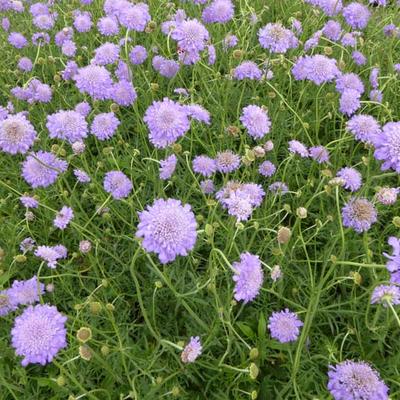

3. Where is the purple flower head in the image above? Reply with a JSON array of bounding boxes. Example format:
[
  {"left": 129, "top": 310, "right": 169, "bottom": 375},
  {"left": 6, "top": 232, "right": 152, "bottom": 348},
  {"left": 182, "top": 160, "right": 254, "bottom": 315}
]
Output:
[
  {"left": 374, "top": 122, "right": 400, "bottom": 172},
  {"left": 289, "top": 140, "right": 308, "bottom": 157},
  {"left": 327, "top": 360, "right": 389, "bottom": 400},
  {"left": 232, "top": 252, "right": 263, "bottom": 303},
  {"left": 304, "top": 30, "right": 322, "bottom": 51},
  {"left": 259, "top": 160, "right": 276, "bottom": 177},
  {"left": 129, "top": 45, "right": 147, "bottom": 65},
  {"left": 371, "top": 284, "right": 400, "bottom": 307},
  {"left": 341, "top": 32, "right": 356, "bottom": 47},
  {"left": 74, "top": 169, "right": 90, "bottom": 183},
  {"left": 226, "top": 191, "right": 253, "bottom": 221},
  {"left": 73, "top": 10, "right": 92, "bottom": 32},
  {"left": 202, "top": 0, "right": 234, "bottom": 24},
  {"left": 0, "top": 114, "right": 37, "bottom": 155},
  {"left": 62, "top": 60, "right": 78, "bottom": 80},
  {"left": 215, "top": 150, "right": 241, "bottom": 173},
  {"left": 342, "top": 3, "right": 370, "bottom": 30},
  {"left": 241, "top": 183, "right": 265, "bottom": 207},
  {"left": 11, "top": 304, "right": 67, "bottom": 366},
  {"left": 55, "top": 27, "right": 73, "bottom": 47},
  {"left": 339, "top": 89, "right": 361, "bottom": 116},
  {"left": 153, "top": 56, "right": 180, "bottom": 79},
  {"left": 144, "top": 98, "right": 190, "bottom": 148},
  {"left": 8, "top": 276, "right": 44, "bottom": 307},
  {"left": 54, "top": 206, "right": 74, "bottom": 230},
  {"left": 104, "top": 171, "right": 132, "bottom": 200},
  {"left": 384, "top": 237, "right": 400, "bottom": 278},
  {"left": 34, "top": 245, "right": 67, "bottom": 268},
  {"left": 335, "top": 73, "right": 364, "bottom": 95},
  {"left": 184, "top": 104, "right": 211, "bottom": 125},
  {"left": 110, "top": 80, "right": 137, "bottom": 106},
  {"left": 352, "top": 51, "right": 367, "bottom": 66},
  {"left": 18, "top": 57, "right": 33, "bottom": 72},
  {"left": 346, "top": 114, "right": 381, "bottom": 144},
  {"left": 8, "top": 32, "right": 28, "bottom": 49},
  {"left": 292, "top": 55, "right": 340, "bottom": 85},
  {"left": 72, "top": 141, "right": 85, "bottom": 155},
  {"left": 75, "top": 102, "right": 91, "bottom": 117},
  {"left": 74, "top": 65, "right": 113, "bottom": 100},
  {"left": 159, "top": 154, "right": 177, "bottom": 180},
  {"left": 291, "top": 18, "right": 302, "bottom": 35},
  {"left": 208, "top": 45, "right": 216, "bottom": 65},
  {"left": 200, "top": 179, "right": 215, "bottom": 194},
  {"left": 370, "top": 67, "right": 380, "bottom": 89},
  {"left": 97, "top": 16, "right": 119, "bottom": 36},
  {"left": 91, "top": 112, "right": 120, "bottom": 140},
  {"left": 268, "top": 309, "right": 303, "bottom": 343},
  {"left": 376, "top": 187, "right": 398, "bottom": 205},
  {"left": 319, "top": 0, "right": 342, "bottom": 15},
  {"left": 181, "top": 336, "right": 202, "bottom": 363},
  {"left": 223, "top": 34, "right": 238, "bottom": 50},
  {"left": 337, "top": 167, "right": 362, "bottom": 192},
  {"left": 193, "top": 155, "right": 216, "bottom": 177},
  {"left": 93, "top": 42, "right": 119, "bottom": 65},
  {"left": 20, "top": 237, "right": 36, "bottom": 253},
  {"left": 46, "top": 110, "right": 88, "bottom": 143},
  {"left": 33, "top": 14, "right": 55, "bottom": 31},
  {"left": 269, "top": 181, "right": 289, "bottom": 194},
  {"left": 1, "top": 17, "right": 10, "bottom": 31},
  {"left": 258, "top": 23, "right": 298, "bottom": 54},
  {"left": 0, "top": 290, "right": 17, "bottom": 316},
  {"left": 240, "top": 105, "right": 271, "bottom": 139},
  {"left": 136, "top": 198, "right": 197, "bottom": 264},
  {"left": 309, "top": 145, "right": 330, "bottom": 163},
  {"left": 115, "top": 60, "right": 132, "bottom": 82},
  {"left": 342, "top": 197, "right": 377, "bottom": 233},
  {"left": 233, "top": 61, "right": 262, "bottom": 81},
  {"left": 22, "top": 151, "right": 68, "bottom": 188},
  {"left": 20, "top": 195, "right": 38, "bottom": 208},
  {"left": 171, "top": 19, "right": 209, "bottom": 54},
  {"left": 370, "top": 89, "right": 383, "bottom": 103},
  {"left": 322, "top": 20, "right": 342, "bottom": 41},
  {"left": 119, "top": 3, "right": 150, "bottom": 32}
]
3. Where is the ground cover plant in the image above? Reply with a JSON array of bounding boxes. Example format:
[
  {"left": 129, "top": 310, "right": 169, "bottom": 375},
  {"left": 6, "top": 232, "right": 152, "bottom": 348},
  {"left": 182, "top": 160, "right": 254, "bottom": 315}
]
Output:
[{"left": 0, "top": 0, "right": 400, "bottom": 399}]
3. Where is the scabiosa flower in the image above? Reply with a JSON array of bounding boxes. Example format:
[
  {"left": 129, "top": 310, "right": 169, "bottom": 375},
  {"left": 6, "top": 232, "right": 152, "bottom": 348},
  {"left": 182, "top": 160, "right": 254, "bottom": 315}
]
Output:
[
  {"left": 93, "top": 42, "right": 119, "bottom": 65},
  {"left": 1, "top": 17, "right": 10, "bottom": 31},
  {"left": 374, "top": 122, "right": 400, "bottom": 172},
  {"left": 226, "top": 191, "right": 253, "bottom": 221},
  {"left": 259, "top": 160, "right": 276, "bottom": 177},
  {"left": 288, "top": 140, "right": 308, "bottom": 157},
  {"left": 371, "top": 284, "right": 400, "bottom": 306},
  {"left": 200, "top": 179, "right": 215, "bottom": 194},
  {"left": 115, "top": 60, "right": 131, "bottom": 82},
  {"left": 342, "top": 197, "right": 377, "bottom": 233},
  {"left": 97, "top": 16, "right": 119, "bottom": 36},
  {"left": 62, "top": 60, "right": 78, "bottom": 80},
  {"left": 129, "top": 45, "right": 147, "bottom": 64},
  {"left": 370, "top": 89, "right": 383, "bottom": 103},
  {"left": 342, "top": 2, "right": 370, "bottom": 30},
  {"left": 258, "top": 23, "right": 298, "bottom": 54},
  {"left": 61, "top": 40, "right": 76, "bottom": 57},
  {"left": 110, "top": 80, "right": 137, "bottom": 106},
  {"left": 215, "top": 150, "right": 241, "bottom": 173},
  {"left": 240, "top": 105, "right": 271, "bottom": 139},
  {"left": 309, "top": 145, "right": 330, "bottom": 163},
  {"left": 20, "top": 237, "right": 36, "bottom": 252},
  {"left": 352, "top": 50, "right": 367, "bottom": 66},
  {"left": 0, "top": 290, "right": 16, "bottom": 316},
  {"left": 193, "top": 155, "right": 216, "bottom": 177},
  {"left": 143, "top": 98, "right": 190, "bottom": 148},
  {"left": 376, "top": 187, "right": 398, "bottom": 205},
  {"left": 103, "top": 171, "right": 132, "bottom": 200},
  {"left": 269, "top": 181, "right": 289, "bottom": 194},
  {"left": 75, "top": 101, "right": 91, "bottom": 117},
  {"left": 346, "top": 114, "right": 381, "bottom": 144},
  {"left": 233, "top": 61, "right": 262, "bottom": 81},
  {"left": 304, "top": 30, "right": 322, "bottom": 51},
  {"left": 0, "top": 114, "right": 37, "bottom": 155},
  {"left": 181, "top": 336, "right": 202, "bottom": 363},
  {"left": 71, "top": 141, "right": 85, "bottom": 155},
  {"left": 74, "top": 65, "right": 113, "bottom": 100},
  {"left": 18, "top": 57, "right": 33, "bottom": 72},
  {"left": 241, "top": 183, "right": 265, "bottom": 207},
  {"left": 119, "top": 3, "right": 151, "bottom": 32},
  {"left": 73, "top": 169, "right": 90, "bottom": 184},
  {"left": 341, "top": 32, "right": 356, "bottom": 47},
  {"left": 136, "top": 198, "right": 197, "bottom": 264},
  {"left": 55, "top": 27, "right": 73, "bottom": 47},
  {"left": 271, "top": 265, "right": 282, "bottom": 282},
  {"left": 91, "top": 112, "right": 120, "bottom": 140},
  {"left": 22, "top": 151, "right": 68, "bottom": 188},
  {"left": 46, "top": 110, "right": 88, "bottom": 143},
  {"left": 184, "top": 105, "right": 211, "bottom": 125},
  {"left": 171, "top": 19, "right": 209, "bottom": 55},
  {"left": 159, "top": 154, "right": 177, "bottom": 180},
  {"left": 268, "top": 309, "right": 303, "bottom": 343},
  {"left": 223, "top": 34, "right": 238, "bottom": 49},
  {"left": 8, "top": 32, "right": 28, "bottom": 48},
  {"left": 202, "top": 0, "right": 234, "bottom": 24},
  {"left": 336, "top": 73, "right": 364, "bottom": 95},
  {"left": 319, "top": 0, "right": 342, "bottom": 15},
  {"left": 339, "top": 89, "right": 361, "bottom": 116},
  {"left": 327, "top": 361, "right": 389, "bottom": 400},
  {"left": 370, "top": 67, "right": 380, "bottom": 89},
  {"left": 232, "top": 252, "right": 263, "bottom": 303},
  {"left": 153, "top": 56, "right": 180, "bottom": 79},
  {"left": 79, "top": 240, "right": 92, "bottom": 254},
  {"left": 208, "top": 45, "right": 216, "bottom": 64},
  {"left": 20, "top": 195, "right": 38, "bottom": 208},
  {"left": 337, "top": 167, "right": 362, "bottom": 191},
  {"left": 292, "top": 55, "right": 340, "bottom": 85},
  {"left": 54, "top": 206, "right": 74, "bottom": 230},
  {"left": 11, "top": 304, "right": 67, "bottom": 366},
  {"left": 322, "top": 20, "right": 342, "bottom": 41},
  {"left": 73, "top": 10, "right": 92, "bottom": 33},
  {"left": 8, "top": 276, "right": 44, "bottom": 307}
]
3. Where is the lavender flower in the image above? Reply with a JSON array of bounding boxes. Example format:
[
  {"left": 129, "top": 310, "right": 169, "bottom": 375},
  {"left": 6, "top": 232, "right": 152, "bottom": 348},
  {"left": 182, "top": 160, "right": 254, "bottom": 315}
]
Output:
[
  {"left": 339, "top": 89, "right": 361, "bottom": 116},
  {"left": 200, "top": 179, "right": 215, "bottom": 194},
  {"left": 74, "top": 169, "right": 91, "bottom": 183},
  {"left": 103, "top": 171, "right": 132, "bottom": 200},
  {"left": 91, "top": 113, "right": 120, "bottom": 140},
  {"left": 336, "top": 167, "right": 362, "bottom": 192},
  {"left": 322, "top": 20, "right": 342, "bottom": 41},
  {"left": 268, "top": 309, "right": 303, "bottom": 343},
  {"left": 22, "top": 151, "right": 68, "bottom": 188},
  {"left": 8, "top": 32, "right": 28, "bottom": 49},
  {"left": 46, "top": 110, "right": 88, "bottom": 143},
  {"left": 374, "top": 122, "right": 400, "bottom": 172},
  {"left": 370, "top": 89, "right": 383, "bottom": 103},
  {"left": 233, "top": 61, "right": 262, "bottom": 81},
  {"left": 129, "top": 45, "right": 147, "bottom": 65},
  {"left": 202, "top": 0, "right": 234, "bottom": 24},
  {"left": 97, "top": 16, "right": 119, "bottom": 36},
  {"left": 75, "top": 102, "right": 91, "bottom": 117},
  {"left": 292, "top": 55, "right": 339, "bottom": 85},
  {"left": 118, "top": 3, "right": 151, "bottom": 32},
  {"left": 193, "top": 155, "right": 216, "bottom": 177},
  {"left": 383, "top": 237, "right": 400, "bottom": 281},
  {"left": 232, "top": 252, "right": 263, "bottom": 302},
  {"left": 240, "top": 105, "right": 271, "bottom": 139},
  {"left": 346, "top": 114, "right": 381, "bottom": 144},
  {"left": 73, "top": 10, "right": 92, "bottom": 33},
  {"left": 93, "top": 42, "right": 120, "bottom": 65},
  {"left": 74, "top": 65, "right": 113, "bottom": 100},
  {"left": 136, "top": 198, "right": 197, "bottom": 264},
  {"left": 54, "top": 206, "right": 74, "bottom": 230},
  {"left": 35, "top": 245, "right": 67, "bottom": 268},
  {"left": 18, "top": 57, "right": 33, "bottom": 72},
  {"left": 0, "top": 290, "right": 17, "bottom": 316},
  {"left": 376, "top": 187, "right": 398, "bottom": 205},
  {"left": 8, "top": 276, "right": 44, "bottom": 307},
  {"left": 342, "top": 197, "right": 377, "bottom": 233},
  {"left": 327, "top": 361, "right": 389, "bottom": 400},
  {"left": 342, "top": 2, "right": 371, "bottom": 30},
  {"left": 289, "top": 140, "right": 308, "bottom": 157},
  {"left": 258, "top": 160, "right": 276, "bottom": 177},
  {"left": 309, "top": 145, "right": 330, "bottom": 163},
  {"left": 110, "top": 80, "right": 137, "bottom": 106},
  {"left": 11, "top": 304, "right": 67, "bottom": 366},
  {"left": 352, "top": 51, "right": 367, "bottom": 66},
  {"left": 20, "top": 237, "right": 36, "bottom": 252},
  {"left": 215, "top": 150, "right": 241, "bottom": 173},
  {"left": 226, "top": 191, "right": 253, "bottom": 221},
  {"left": 258, "top": 23, "right": 298, "bottom": 53},
  {"left": 159, "top": 154, "right": 177, "bottom": 180},
  {"left": 371, "top": 284, "right": 400, "bottom": 306},
  {"left": 335, "top": 73, "right": 364, "bottom": 95},
  {"left": 20, "top": 195, "right": 38, "bottom": 208},
  {"left": 184, "top": 104, "right": 211, "bottom": 125},
  {"left": 144, "top": 98, "right": 190, "bottom": 148},
  {"left": 269, "top": 182, "right": 289, "bottom": 194},
  {"left": 0, "top": 114, "right": 37, "bottom": 155},
  {"left": 181, "top": 336, "right": 202, "bottom": 363}
]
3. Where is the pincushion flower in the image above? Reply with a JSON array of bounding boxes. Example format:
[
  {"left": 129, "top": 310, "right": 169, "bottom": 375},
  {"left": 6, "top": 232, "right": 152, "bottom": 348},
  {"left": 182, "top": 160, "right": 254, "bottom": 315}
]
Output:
[
  {"left": 240, "top": 105, "right": 271, "bottom": 139},
  {"left": 258, "top": 23, "right": 298, "bottom": 53},
  {"left": 268, "top": 309, "right": 303, "bottom": 343},
  {"left": 374, "top": 122, "right": 400, "bottom": 172}
]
